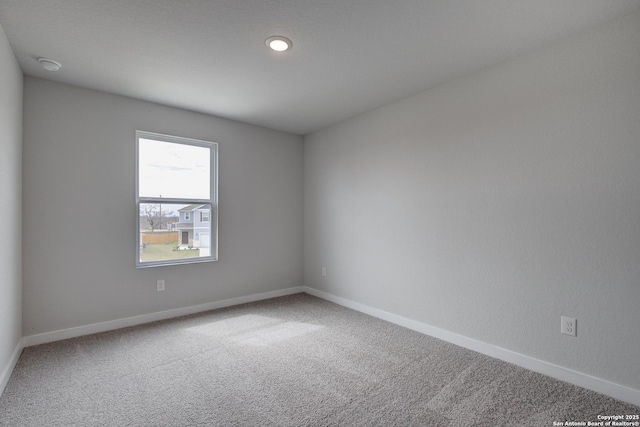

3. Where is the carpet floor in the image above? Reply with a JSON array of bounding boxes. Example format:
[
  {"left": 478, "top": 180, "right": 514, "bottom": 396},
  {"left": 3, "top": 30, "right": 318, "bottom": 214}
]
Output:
[{"left": 1, "top": 293, "right": 638, "bottom": 426}]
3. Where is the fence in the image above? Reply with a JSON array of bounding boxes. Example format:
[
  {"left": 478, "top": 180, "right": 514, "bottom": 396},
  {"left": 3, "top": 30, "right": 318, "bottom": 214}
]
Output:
[{"left": 141, "top": 231, "right": 179, "bottom": 245}]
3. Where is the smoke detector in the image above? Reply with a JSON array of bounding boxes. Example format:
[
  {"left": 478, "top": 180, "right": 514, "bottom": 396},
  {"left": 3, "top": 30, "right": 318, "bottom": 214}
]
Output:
[{"left": 37, "top": 57, "right": 62, "bottom": 71}]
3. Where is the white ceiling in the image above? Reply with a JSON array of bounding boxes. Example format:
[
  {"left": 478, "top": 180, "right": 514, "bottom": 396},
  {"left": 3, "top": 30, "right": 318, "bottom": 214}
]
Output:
[{"left": 1, "top": 0, "right": 639, "bottom": 135}]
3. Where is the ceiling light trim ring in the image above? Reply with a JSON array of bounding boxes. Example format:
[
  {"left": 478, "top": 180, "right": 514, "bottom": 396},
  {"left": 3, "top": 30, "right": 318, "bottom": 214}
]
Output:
[{"left": 266, "top": 36, "right": 292, "bottom": 52}]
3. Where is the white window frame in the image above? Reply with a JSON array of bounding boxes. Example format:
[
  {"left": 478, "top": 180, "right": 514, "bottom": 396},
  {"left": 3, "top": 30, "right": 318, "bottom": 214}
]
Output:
[{"left": 135, "top": 131, "right": 218, "bottom": 268}]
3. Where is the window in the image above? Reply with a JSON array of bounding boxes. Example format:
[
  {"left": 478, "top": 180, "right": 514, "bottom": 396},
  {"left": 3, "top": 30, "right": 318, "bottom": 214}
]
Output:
[{"left": 136, "top": 131, "right": 218, "bottom": 267}]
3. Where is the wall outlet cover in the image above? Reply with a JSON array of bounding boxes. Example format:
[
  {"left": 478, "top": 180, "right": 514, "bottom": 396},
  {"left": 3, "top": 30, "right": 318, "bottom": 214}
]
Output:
[{"left": 561, "top": 316, "right": 577, "bottom": 337}]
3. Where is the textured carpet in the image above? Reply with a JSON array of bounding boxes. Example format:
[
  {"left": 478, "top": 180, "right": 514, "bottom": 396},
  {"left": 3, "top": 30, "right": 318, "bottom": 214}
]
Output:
[{"left": 1, "top": 293, "right": 638, "bottom": 426}]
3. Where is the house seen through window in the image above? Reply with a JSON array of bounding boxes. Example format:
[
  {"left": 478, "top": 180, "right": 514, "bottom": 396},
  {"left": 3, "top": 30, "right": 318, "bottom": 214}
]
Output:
[{"left": 136, "top": 131, "right": 218, "bottom": 267}]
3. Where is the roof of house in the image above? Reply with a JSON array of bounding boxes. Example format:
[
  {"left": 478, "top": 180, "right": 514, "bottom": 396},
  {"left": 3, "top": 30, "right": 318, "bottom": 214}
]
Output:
[
  {"left": 175, "top": 222, "right": 194, "bottom": 229},
  {"left": 178, "top": 204, "right": 207, "bottom": 212}
]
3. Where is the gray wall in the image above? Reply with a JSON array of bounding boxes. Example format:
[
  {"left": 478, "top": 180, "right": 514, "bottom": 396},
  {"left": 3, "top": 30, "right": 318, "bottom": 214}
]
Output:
[
  {"left": 23, "top": 78, "right": 303, "bottom": 335},
  {"left": 0, "top": 24, "right": 23, "bottom": 379},
  {"left": 304, "top": 12, "right": 640, "bottom": 390}
]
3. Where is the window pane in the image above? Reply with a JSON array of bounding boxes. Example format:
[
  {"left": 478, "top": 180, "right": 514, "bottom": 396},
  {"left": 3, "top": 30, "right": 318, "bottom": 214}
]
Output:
[
  {"left": 138, "top": 138, "right": 210, "bottom": 199},
  {"left": 139, "top": 203, "right": 213, "bottom": 263}
]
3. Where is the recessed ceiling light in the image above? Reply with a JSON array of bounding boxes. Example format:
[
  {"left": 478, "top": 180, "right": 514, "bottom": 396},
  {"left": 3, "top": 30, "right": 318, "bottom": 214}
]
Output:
[
  {"left": 37, "top": 57, "right": 62, "bottom": 72},
  {"left": 265, "top": 36, "right": 292, "bottom": 52}
]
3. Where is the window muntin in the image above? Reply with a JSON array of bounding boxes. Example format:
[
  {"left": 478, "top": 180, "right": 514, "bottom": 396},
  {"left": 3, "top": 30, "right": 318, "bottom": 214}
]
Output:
[{"left": 136, "top": 131, "right": 217, "bottom": 267}]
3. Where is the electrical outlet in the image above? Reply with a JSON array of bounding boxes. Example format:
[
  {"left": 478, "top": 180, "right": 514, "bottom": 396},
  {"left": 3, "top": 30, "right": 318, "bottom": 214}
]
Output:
[
  {"left": 321, "top": 266, "right": 327, "bottom": 277},
  {"left": 156, "top": 280, "right": 165, "bottom": 292},
  {"left": 561, "top": 316, "right": 576, "bottom": 337}
]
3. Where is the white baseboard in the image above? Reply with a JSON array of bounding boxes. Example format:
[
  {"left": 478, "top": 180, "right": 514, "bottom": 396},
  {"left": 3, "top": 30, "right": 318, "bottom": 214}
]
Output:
[
  {"left": 0, "top": 338, "right": 24, "bottom": 397},
  {"left": 302, "top": 286, "right": 640, "bottom": 407},
  {"left": 23, "top": 286, "right": 304, "bottom": 347}
]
